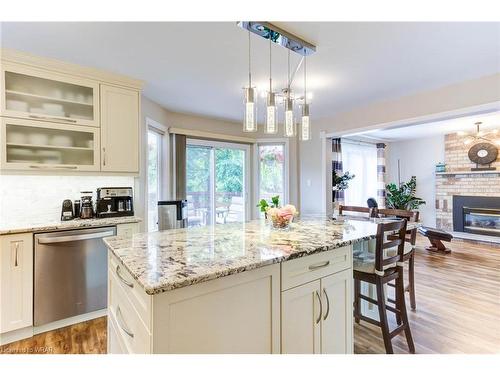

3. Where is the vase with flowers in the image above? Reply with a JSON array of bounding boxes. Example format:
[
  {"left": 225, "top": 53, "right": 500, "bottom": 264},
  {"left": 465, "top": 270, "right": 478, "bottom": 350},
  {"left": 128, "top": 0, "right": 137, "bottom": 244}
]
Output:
[{"left": 256, "top": 196, "right": 298, "bottom": 229}]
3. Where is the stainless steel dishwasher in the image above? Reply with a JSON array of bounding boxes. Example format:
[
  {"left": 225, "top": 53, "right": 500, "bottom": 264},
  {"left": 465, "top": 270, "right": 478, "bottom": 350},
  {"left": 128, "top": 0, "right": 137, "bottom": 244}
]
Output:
[{"left": 34, "top": 226, "right": 116, "bottom": 326}]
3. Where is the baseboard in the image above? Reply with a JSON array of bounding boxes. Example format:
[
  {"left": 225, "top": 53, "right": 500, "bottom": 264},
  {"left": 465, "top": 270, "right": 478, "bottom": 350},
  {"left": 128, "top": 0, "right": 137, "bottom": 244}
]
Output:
[
  {"left": 0, "top": 326, "right": 34, "bottom": 346},
  {"left": 33, "top": 308, "right": 107, "bottom": 335},
  {"left": 0, "top": 309, "right": 107, "bottom": 347}
]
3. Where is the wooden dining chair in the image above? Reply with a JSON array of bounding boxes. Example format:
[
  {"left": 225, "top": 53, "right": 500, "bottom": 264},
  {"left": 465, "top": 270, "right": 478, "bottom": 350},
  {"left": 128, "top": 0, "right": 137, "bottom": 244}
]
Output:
[
  {"left": 377, "top": 208, "right": 419, "bottom": 310},
  {"left": 338, "top": 205, "right": 377, "bottom": 218},
  {"left": 353, "top": 220, "right": 415, "bottom": 354}
]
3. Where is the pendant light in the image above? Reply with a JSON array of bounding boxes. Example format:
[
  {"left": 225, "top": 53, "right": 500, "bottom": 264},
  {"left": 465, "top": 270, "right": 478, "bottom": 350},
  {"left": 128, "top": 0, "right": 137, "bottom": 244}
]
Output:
[
  {"left": 243, "top": 30, "right": 257, "bottom": 132},
  {"left": 265, "top": 37, "right": 278, "bottom": 134},
  {"left": 284, "top": 50, "right": 295, "bottom": 137},
  {"left": 300, "top": 56, "right": 311, "bottom": 141}
]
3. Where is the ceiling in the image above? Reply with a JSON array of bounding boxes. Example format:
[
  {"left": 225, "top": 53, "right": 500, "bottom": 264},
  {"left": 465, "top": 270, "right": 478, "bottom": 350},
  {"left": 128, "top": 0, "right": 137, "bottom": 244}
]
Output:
[
  {"left": 1, "top": 22, "right": 499, "bottom": 124},
  {"left": 352, "top": 112, "right": 500, "bottom": 141}
]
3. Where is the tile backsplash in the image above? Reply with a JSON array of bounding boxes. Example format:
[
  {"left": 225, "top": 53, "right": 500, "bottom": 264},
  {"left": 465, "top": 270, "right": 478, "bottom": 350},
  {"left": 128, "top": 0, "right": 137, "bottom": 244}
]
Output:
[{"left": 0, "top": 175, "right": 135, "bottom": 226}]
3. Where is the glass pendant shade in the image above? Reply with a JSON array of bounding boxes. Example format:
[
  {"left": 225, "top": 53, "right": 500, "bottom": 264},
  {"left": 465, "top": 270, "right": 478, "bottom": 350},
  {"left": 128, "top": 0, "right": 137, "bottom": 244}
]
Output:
[
  {"left": 300, "top": 104, "right": 311, "bottom": 141},
  {"left": 265, "top": 92, "right": 278, "bottom": 134},
  {"left": 243, "top": 87, "right": 257, "bottom": 132},
  {"left": 284, "top": 96, "right": 295, "bottom": 137}
]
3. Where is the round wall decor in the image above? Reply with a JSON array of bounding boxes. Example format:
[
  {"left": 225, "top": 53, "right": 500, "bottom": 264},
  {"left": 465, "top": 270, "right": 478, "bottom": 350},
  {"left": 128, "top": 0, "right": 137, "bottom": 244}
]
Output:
[{"left": 468, "top": 142, "right": 498, "bottom": 165}]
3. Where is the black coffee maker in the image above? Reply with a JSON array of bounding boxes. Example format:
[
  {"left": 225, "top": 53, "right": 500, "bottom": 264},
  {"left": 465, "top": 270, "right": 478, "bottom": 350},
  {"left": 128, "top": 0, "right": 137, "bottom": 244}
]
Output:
[{"left": 96, "top": 187, "right": 134, "bottom": 218}]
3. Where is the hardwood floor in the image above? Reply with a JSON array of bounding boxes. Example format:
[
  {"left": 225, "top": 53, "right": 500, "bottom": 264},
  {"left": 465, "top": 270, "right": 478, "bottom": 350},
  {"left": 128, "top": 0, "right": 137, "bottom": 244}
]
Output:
[
  {"left": 354, "top": 235, "right": 500, "bottom": 354},
  {"left": 1, "top": 235, "right": 499, "bottom": 354},
  {"left": 0, "top": 317, "right": 106, "bottom": 354}
]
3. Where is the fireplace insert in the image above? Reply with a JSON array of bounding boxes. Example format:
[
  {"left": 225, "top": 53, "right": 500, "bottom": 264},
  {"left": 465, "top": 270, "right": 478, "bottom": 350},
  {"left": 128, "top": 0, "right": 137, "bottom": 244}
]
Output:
[{"left": 453, "top": 196, "right": 500, "bottom": 237}]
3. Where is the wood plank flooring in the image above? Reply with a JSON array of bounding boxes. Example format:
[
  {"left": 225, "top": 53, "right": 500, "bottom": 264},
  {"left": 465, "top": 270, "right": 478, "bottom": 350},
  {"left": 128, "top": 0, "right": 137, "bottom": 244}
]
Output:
[{"left": 1, "top": 235, "right": 499, "bottom": 354}]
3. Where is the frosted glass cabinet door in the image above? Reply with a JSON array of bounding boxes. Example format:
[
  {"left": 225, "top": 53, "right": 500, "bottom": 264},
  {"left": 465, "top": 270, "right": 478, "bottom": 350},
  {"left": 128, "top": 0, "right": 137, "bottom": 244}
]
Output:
[
  {"left": 100, "top": 84, "right": 140, "bottom": 173},
  {"left": 281, "top": 280, "right": 321, "bottom": 354},
  {"left": 2, "top": 63, "right": 99, "bottom": 127}
]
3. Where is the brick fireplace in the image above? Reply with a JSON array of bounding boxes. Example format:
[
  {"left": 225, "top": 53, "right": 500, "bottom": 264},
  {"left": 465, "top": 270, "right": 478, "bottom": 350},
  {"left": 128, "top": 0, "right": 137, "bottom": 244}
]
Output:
[{"left": 435, "top": 133, "right": 500, "bottom": 234}]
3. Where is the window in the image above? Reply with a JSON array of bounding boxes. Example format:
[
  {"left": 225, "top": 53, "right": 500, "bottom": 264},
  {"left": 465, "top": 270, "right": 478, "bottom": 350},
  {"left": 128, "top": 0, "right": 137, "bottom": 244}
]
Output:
[
  {"left": 257, "top": 143, "right": 287, "bottom": 211},
  {"left": 186, "top": 139, "right": 249, "bottom": 227},
  {"left": 341, "top": 141, "right": 378, "bottom": 206},
  {"left": 147, "top": 128, "right": 163, "bottom": 231}
]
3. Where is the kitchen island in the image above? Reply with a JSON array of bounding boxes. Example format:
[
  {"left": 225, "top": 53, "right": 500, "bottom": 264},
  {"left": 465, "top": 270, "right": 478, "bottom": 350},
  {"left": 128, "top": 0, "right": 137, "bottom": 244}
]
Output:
[{"left": 103, "top": 216, "right": 388, "bottom": 354}]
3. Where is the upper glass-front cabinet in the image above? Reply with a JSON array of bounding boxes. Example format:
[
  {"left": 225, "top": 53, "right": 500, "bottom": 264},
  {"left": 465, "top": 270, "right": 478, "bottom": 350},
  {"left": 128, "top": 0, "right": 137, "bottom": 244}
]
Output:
[{"left": 1, "top": 64, "right": 99, "bottom": 127}]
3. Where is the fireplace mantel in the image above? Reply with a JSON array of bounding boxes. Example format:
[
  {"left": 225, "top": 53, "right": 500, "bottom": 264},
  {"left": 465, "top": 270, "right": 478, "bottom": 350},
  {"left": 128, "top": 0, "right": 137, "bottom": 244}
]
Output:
[{"left": 436, "top": 170, "right": 500, "bottom": 176}]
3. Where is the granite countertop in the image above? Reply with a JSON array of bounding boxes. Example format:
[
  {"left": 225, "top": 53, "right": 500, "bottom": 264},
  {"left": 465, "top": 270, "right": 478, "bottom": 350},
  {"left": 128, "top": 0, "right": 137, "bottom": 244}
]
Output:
[
  {"left": 0, "top": 216, "right": 142, "bottom": 235},
  {"left": 105, "top": 216, "right": 418, "bottom": 295}
]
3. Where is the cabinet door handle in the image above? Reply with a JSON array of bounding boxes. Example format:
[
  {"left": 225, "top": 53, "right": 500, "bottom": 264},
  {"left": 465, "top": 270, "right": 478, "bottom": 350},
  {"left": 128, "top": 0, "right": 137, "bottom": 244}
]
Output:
[
  {"left": 28, "top": 114, "right": 77, "bottom": 123},
  {"left": 14, "top": 242, "right": 19, "bottom": 267},
  {"left": 309, "top": 260, "right": 330, "bottom": 271},
  {"left": 103, "top": 147, "right": 106, "bottom": 166},
  {"left": 116, "top": 306, "right": 134, "bottom": 338},
  {"left": 323, "top": 288, "right": 330, "bottom": 320},
  {"left": 315, "top": 290, "right": 322, "bottom": 324},
  {"left": 116, "top": 265, "right": 134, "bottom": 288}
]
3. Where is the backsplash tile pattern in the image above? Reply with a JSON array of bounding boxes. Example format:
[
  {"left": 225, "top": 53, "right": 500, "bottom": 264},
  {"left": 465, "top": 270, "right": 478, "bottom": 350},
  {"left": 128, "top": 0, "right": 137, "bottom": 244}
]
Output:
[{"left": 0, "top": 175, "right": 135, "bottom": 227}]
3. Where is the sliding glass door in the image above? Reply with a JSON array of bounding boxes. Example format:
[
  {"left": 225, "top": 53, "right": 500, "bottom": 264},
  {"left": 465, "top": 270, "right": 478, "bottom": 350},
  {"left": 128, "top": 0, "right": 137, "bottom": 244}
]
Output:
[{"left": 186, "top": 139, "right": 249, "bottom": 227}]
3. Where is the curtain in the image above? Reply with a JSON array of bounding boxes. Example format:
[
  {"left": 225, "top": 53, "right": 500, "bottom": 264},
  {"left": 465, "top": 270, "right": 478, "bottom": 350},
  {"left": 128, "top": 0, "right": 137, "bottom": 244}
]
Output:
[
  {"left": 376, "top": 143, "right": 386, "bottom": 208},
  {"left": 341, "top": 142, "right": 378, "bottom": 207},
  {"left": 332, "top": 138, "right": 344, "bottom": 204}
]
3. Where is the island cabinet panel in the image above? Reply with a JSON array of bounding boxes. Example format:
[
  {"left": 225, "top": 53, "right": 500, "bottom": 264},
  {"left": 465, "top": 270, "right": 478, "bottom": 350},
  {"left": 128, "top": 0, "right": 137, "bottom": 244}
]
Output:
[
  {"left": 281, "top": 280, "right": 321, "bottom": 354},
  {"left": 320, "top": 269, "right": 353, "bottom": 354},
  {"left": 0, "top": 233, "right": 33, "bottom": 334},
  {"left": 152, "top": 264, "right": 281, "bottom": 354}
]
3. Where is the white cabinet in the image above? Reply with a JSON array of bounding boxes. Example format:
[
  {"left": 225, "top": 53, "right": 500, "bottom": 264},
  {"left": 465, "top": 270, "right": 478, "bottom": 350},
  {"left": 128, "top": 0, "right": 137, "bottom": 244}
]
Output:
[
  {"left": 1, "top": 62, "right": 99, "bottom": 127},
  {"left": 281, "top": 280, "right": 321, "bottom": 354},
  {"left": 100, "top": 84, "right": 140, "bottom": 173},
  {"left": 320, "top": 269, "right": 353, "bottom": 354},
  {"left": 0, "top": 233, "right": 33, "bottom": 334},
  {"left": 281, "top": 246, "right": 353, "bottom": 354},
  {"left": 1, "top": 117, "right": 100, "bottom": 171}
]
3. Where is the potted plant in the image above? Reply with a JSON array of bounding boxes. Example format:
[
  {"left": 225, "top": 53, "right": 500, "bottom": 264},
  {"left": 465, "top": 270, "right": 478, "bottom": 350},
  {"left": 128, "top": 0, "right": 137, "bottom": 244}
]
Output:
[
  {"left": 257, "top": 195, "right": 280, "bottom": 218},
  {"left": 332, "top": 171, "right": 355, "bottom": 208},
  {"left": 385, "top": 176, "right": 426, "bottom": 210}
]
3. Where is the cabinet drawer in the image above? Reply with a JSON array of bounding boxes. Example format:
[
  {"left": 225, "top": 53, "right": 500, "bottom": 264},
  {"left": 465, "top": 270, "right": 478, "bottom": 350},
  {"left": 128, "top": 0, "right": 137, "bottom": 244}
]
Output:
[
  {"left": 107, "top": 311, "right": 129, "bottom": 354},
  {"left": 281, "top": 246, "right": 352, "bottom": 291},
  {"left": 108, "top": 268, "right": 151, "bottom": 354},
  {"left": 109, "top": 253, "right": 152, "bottom": 330}
]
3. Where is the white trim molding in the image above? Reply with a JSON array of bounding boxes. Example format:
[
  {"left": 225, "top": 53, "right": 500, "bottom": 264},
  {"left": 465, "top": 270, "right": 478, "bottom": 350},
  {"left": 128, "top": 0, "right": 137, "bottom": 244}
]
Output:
[{"left": 169, "top": 127, "right": 255, "bottom": 144}]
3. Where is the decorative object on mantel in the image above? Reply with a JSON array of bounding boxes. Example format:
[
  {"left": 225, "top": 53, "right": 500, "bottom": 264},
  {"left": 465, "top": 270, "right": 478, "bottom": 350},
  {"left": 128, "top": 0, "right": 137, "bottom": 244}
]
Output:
[
  {"left": 435, "top": 162, "right": 446, "bottom": 173},
  {"left": 385, "top": 176, "right": 426, "bottom": 210},
  {"left": 238, "top": 22, "right": 316, "bottom": 141},
  {"left": 467, "top": 142, "right": 498, "bottom": 171}
]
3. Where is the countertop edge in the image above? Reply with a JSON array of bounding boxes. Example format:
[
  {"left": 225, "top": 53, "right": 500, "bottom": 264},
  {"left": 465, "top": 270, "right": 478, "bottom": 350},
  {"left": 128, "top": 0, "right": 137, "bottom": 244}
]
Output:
[
  {"left": 105, "top": 234, "right": 374, "bottom": 296},
  {"left": 0, "top": 216, "right": 142, "bottom": 235}
]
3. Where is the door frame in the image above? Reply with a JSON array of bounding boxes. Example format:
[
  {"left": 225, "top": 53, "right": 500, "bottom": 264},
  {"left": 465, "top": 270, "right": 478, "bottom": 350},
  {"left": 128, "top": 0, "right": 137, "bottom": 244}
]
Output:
[{"left": 186, "top": 138, "right": 251, "bottom": 223}]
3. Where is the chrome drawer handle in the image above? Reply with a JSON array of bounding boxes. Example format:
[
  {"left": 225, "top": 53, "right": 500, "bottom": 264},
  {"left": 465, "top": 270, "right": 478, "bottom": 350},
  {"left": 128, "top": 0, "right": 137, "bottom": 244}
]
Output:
[
  {"left": 116, "top": 306, "right": 134, "bottom": 338},
  {"left": 323, "top": 288, "right": 330, "bottom": 320},
  {"left": 116, "top": 265, "right": 134, "bottom": 288},
  {"left": 309, "top": 260, "right": 330, "bottom": 270},
  {"left": 14, "top": 242, "right": 19, "bottom": 267},
  {"left": 315, "top": 290, "right": 322, "bottom": 324}
]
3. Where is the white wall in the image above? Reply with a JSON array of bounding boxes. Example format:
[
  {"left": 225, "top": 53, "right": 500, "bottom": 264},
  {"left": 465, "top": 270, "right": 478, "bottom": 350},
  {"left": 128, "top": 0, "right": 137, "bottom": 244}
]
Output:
[
  {"left": 299, "top": 73, "right": 500, "bottom": 214},
  {"left": 386, "top": 135, "right": 445, "bottom": 226},
  {"left": 0, "top": 175, "right": 135, "bottom": 227}
]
